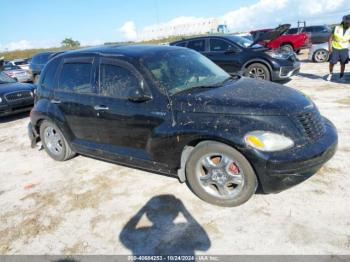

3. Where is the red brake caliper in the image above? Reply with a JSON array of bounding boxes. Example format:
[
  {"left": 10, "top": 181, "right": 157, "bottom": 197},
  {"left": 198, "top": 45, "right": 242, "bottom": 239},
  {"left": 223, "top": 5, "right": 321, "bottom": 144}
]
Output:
[{"left": 228, "top": 163, "right": 240, "bottom": 174}]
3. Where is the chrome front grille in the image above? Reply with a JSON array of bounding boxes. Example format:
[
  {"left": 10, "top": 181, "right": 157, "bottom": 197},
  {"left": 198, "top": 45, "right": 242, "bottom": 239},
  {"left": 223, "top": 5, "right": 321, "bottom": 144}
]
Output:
[
  {"left": 294, "top": 109, "right": 325, "bottom": 141},
  {"left": 5, "top": 90, "right": 33, "bottom": 102}
]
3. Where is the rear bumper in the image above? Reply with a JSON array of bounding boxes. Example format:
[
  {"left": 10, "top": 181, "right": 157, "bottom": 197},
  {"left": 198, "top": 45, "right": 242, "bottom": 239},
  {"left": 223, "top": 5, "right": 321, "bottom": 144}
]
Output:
[{"left": 247, "top": 118, "right": 338, "bottom": 193}]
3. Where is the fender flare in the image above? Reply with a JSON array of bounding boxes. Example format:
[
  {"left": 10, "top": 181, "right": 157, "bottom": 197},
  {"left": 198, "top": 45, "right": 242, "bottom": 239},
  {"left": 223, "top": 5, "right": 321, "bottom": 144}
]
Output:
[{"left": 241, "top": 59, "right": 273, "bottom": 75}]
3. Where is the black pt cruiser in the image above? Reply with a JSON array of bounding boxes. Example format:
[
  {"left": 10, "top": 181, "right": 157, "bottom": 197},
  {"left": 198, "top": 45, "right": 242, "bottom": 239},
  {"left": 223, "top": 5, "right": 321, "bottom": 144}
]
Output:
[{"left": 28, "top": 45, "right": 337, "bottom": 207}]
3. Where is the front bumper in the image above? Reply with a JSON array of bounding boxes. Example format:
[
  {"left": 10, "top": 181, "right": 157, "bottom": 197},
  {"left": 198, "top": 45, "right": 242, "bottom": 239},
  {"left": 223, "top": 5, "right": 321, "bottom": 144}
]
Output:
[
  {"left": 245, "top": 118, "right": 338, "bottom": 193},
  {"left": 272, "top": 61, "right": 301, "bottom": 80},
  {"left": 0, "top": 100, "right": 34, "bottom": 117}
]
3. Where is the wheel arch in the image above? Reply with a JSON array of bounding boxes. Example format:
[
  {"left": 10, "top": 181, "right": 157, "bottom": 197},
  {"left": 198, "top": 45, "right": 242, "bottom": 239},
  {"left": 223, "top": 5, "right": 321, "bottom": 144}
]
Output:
[
  {"left": 242, "top": 59, "right": 273, "bottom": 73},
  {"left": 177, "top": 137, "right": 246, "bottom": 183},
  {"left": 281, "top": 42, "right": 295, "bottom": 50}
]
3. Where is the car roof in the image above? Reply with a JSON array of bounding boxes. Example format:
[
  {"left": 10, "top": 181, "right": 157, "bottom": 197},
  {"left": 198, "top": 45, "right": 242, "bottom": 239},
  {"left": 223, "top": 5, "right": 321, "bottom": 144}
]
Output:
[
  {"left": 58, "top": 44, "right": 186, "bottom": 59},
  {"left": 171, "top": 34, "right": 235, "bottom": 44}
]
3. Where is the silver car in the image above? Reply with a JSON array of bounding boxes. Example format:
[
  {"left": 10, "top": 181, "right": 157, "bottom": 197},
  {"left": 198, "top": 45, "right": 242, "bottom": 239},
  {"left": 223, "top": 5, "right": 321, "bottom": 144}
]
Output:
[
  {"left": 308, "top": 42, "right": 350, "bottom": 63},
  {"left": 7, "top": 59, "right": 30, "bottom": 70},
  {"left": 3, "top": 64, "right": 32, "bottom": 83}
]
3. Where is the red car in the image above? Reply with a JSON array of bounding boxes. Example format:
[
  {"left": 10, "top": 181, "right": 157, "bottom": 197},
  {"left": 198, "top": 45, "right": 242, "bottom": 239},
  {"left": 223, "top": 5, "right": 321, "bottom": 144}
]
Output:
[{"left": 250, "top": 24, "right": 310, "bottom": 53}]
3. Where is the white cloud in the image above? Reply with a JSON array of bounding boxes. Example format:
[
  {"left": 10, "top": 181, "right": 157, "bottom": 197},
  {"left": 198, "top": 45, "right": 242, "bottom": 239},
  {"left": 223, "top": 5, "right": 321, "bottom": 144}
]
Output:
[
  {"left": 127, "top": 0, "right": 348, "bottom": 41},
  {"left": 0, "top": 40, "right": 60, "bottom": 52},
  {"left": 119, "top": 21, "right": 138, "bottom": 41},
  {"left": 0, "top": 40, "right": 33, "bottom": 51}
]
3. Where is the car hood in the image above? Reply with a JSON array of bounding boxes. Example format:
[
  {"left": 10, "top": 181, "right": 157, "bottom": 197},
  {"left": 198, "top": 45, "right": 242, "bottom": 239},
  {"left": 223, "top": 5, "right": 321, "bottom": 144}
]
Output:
[
  {"left": 250, "top": 24, "right": 291, "bottom": 47},
  {"left": 172, "top": 77, "right": 313, "bottom": 116},
  {"left": 0, "top": 82, "right": 35, "bottom": 94}
]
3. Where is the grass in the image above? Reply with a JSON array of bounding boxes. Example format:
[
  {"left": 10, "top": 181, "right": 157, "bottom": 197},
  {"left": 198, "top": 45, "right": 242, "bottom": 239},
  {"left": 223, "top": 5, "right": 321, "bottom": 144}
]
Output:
[{"left": 0, "top": 34, "right": 204, "bottom": 60}]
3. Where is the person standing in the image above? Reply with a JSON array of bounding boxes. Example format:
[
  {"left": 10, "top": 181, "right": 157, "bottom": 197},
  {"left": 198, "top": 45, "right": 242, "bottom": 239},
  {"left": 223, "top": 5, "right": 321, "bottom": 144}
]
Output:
[{"left": 327, "top": 15, "right": 350, "bottom": 82}]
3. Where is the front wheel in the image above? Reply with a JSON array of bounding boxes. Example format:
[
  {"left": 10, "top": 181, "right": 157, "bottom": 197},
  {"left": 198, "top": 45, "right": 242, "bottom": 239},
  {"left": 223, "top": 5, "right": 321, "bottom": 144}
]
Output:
[
  {"left": 244, "top": 63, "right": 271, "bottom": 81},
  {"left": 40, "top": 120, "right": 76, "bottom": 161},
  {"left": 185, "top": 141, "right": 258, "bottom": 207},
  {"left": 313, "top": 49, "right": 329, "bottom": 63},
  {"left": 281, "top": 44, "right": 294, "bottom": 53}
]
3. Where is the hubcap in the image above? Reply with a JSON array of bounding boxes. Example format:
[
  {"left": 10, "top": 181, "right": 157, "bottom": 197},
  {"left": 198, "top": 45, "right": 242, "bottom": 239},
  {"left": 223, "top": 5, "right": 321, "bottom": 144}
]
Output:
[
  {"left": 315, "top": 50, "right": 328, "bottom": 62},
  {"left": 248, "top": 67, "right": 266, "bottom": 80},
  {"left": 195, "top": 153, "right": 245, "bottom": 199},
  {"left": 44, "top": 126, "right": 63, "bottom": 156}
]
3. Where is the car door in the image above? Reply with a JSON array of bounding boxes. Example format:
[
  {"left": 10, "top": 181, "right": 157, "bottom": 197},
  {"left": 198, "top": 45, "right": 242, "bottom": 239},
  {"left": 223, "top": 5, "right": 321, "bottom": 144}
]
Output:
[
  {"left": 312, "top": 26, "right": 331, "bottom": 44},
  {"left": 53, "top": 56, "right": 102, "bottom": 144},
  {"left": 204, "top": 38, "right": 242, "bottom": 74},
  {"left": 93, "top": 57, "right": 168, "bottom": 163}
]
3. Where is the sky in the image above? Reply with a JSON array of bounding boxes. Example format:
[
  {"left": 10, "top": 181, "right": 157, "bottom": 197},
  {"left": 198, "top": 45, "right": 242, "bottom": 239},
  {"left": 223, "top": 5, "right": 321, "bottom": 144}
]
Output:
[{"left": 1, "top": 0, "right": 350, "bottom": 51}]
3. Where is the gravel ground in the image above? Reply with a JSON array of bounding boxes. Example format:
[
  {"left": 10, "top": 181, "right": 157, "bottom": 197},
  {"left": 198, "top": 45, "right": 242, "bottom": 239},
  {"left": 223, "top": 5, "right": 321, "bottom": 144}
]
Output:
[{"left": 0, "top": 52, "right": 350, "bottom": 255}]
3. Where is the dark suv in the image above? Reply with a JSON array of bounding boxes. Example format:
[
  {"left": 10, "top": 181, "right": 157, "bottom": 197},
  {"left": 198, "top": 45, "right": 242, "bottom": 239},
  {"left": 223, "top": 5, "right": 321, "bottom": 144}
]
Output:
[
  {"left": 29, "top": 51, "right": 63, "bottom": 83},
  {"left": 288, "top": 25, "right": 332, "bottom": 44},
  {"left": 28, "top": 45, "right": 337, "bottom": 207},
  {"left": 170, "top": 35, "right": 300, "bottom": 82}
]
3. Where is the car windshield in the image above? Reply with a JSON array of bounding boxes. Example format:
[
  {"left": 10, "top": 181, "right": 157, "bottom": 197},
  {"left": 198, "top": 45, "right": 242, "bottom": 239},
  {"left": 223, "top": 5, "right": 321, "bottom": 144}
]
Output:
[
  {"left": 0, "top": 72, "right": 16, "bottom": 84},
  {"left": 225, "top": 35, "right": 261, "bottom": 48},
  {"left": 142, "top": 49, "right": 231, "bottom": 95}
]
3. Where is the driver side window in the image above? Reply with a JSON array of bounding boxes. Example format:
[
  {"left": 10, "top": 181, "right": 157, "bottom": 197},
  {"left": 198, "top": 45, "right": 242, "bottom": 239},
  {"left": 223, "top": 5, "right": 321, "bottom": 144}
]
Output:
[
  {"left": 210, "top": 39, "right": 235, "bottom": 52},
  {"left": 99, "top": 63, "right": 140, "bottom": 99}
]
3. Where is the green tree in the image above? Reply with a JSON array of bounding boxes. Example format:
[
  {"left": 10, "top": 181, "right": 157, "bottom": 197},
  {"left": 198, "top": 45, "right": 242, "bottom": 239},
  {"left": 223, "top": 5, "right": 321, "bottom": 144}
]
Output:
[{"left": 61, "top": 38, "right": 80, "bottom": 48}]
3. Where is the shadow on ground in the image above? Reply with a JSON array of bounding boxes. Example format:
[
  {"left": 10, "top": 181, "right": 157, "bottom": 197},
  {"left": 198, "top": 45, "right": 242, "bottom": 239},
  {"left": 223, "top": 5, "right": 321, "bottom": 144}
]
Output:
[
  {"left": 0, "top": 111, "right": 30, "bottom": 124},
  {"left": 119, "top": 194, "right": 211, "bottom": 256},
  {"left": 298, "top": 72, "right": 350, "bottom": 83}
]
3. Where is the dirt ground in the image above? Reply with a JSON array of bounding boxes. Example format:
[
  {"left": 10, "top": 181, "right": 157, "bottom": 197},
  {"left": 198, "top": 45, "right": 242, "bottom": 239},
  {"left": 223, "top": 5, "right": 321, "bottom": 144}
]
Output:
[{"left": 0, "top": 51, "right": 350, "bottom": 255}]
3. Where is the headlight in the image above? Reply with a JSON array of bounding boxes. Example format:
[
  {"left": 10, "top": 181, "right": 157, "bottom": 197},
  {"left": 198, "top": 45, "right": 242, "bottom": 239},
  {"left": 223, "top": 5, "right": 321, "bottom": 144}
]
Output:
[
  {"left": 0, "top": 97, "right": 2, "bottom": 103},
  {"left": 266, "top": 51, "right": 290, "bottom": 59},
  {"left": 244, "top": 131, "right": 294, "bottom": 152}
]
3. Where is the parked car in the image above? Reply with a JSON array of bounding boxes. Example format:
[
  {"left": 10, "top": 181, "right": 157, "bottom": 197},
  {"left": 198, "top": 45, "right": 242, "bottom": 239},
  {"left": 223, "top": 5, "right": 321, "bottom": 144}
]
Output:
[
  {"left": 170, "top": 33, "right": 300, "bottom": 81},
  {"left": 250, "top": 24, "right": 310, "bottom": 53},
  {"left": 3, "top": 64, "right": 32, "bottom": 83},
  {"left": 28, "top": 45, "right": 337, "bottom": 207},
  {"left": 288, "top": 25, "right": 332, "bottom": 44},
  {"left": 308, "top": 42, "right": 350, "bottom": 63},
  {"left": 7, "top": 58, "right": 30, "bottom": 70},
  {"left": 0, "top": 72, "right": 36, "bottom": 117},
  {"left": 29, "top": 51, "right": 62, "bottom": 83}
]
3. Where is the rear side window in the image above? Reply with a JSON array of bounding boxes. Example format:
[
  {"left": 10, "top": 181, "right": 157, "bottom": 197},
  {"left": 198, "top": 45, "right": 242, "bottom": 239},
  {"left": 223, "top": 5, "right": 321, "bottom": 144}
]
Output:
[
  {"left": 41, "top": 59, "right": 60, "bottom": 89},
  {"left": 58, "top": 63, "right": 93, "bottom": 93},
  {"left": 210, "top": 39, "right": 235, "bottom": 52},
  {"left": 99, "top": 64, "right": 140, "bottom": 99},
  {"left": 187, "top": 39, "right": 205, "bottom": 52},
  {"left": 175, "top": 42, "right": 187, "bottom": 47},
  {"left": 32, "top": 53, "right": 51, "bottom": 64},
  {"left": 313, "top": 26, "right": 330, "bottom": 33}
]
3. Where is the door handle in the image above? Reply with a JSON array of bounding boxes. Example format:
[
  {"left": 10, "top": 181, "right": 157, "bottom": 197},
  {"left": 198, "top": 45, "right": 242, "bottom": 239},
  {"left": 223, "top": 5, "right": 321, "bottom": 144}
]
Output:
[
  {"left": 94, "top": 105, "right": 109, "bottom": 111},
  {"left": 51, "top": 99, "right": 61, "bottom": 104}
]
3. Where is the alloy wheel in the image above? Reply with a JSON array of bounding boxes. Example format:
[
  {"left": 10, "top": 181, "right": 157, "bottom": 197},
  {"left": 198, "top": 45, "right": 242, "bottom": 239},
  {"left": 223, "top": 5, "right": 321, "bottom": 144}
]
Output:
[
  {"left": 314, "top": 50, "right": 329, "bottom": 63},
  {"left": 248, "top": 67, "right": 266, "bottom": 80},
  {"left": 44, "top": 126, "right": 63, "bottom": 156},
  {"left": 195, "top": 153, "right": 245, "bottom": 199}
]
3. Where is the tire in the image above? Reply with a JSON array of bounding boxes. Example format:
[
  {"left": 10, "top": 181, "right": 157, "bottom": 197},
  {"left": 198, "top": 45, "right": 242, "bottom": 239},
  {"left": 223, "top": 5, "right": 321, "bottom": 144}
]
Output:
[
  {"left": 244, "top": 63, "right": 271, "bottom": 81},
  {"left": 312, "top": 49, "right": 329, "bottom": 63},
  {"left": 185, "top": 141, "right": 258, "bottom": 207},
  {"left": 281, "top": 44, "right": 294, "bottom": 53},
  {"left": 39, "top": 120, "right": 75, "bottom": 161},
  {"left": 33, "top": 74, "right": 40, "bottom": 84}
]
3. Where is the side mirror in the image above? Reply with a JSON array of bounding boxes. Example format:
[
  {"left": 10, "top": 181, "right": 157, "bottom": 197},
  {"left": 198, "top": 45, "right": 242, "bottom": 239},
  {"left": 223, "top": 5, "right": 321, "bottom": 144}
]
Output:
[{"left": 128, "top": 88, "right": 152, "bottom": 103}]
